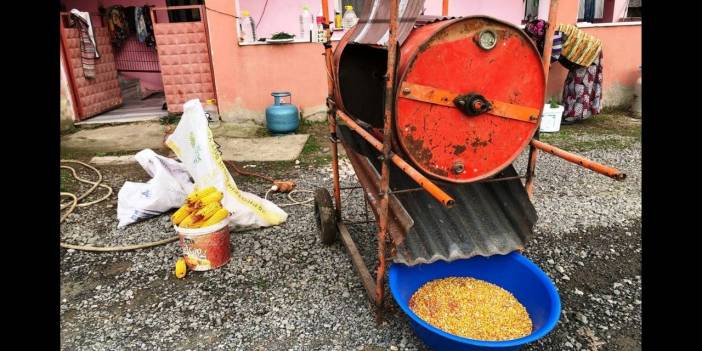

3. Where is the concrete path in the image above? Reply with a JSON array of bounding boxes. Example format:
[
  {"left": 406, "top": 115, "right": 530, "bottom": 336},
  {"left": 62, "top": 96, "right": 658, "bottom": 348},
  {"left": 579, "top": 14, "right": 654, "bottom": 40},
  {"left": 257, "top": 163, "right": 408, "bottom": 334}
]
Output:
[
  {"left": 62, "top": 123, "right": 167, "bottom": 152},
  {"left": 62, "top": 122, "right": 309, "bottom": 162},
  {"left": 216, "top": 134, "right": 309, "bottom": 162}
]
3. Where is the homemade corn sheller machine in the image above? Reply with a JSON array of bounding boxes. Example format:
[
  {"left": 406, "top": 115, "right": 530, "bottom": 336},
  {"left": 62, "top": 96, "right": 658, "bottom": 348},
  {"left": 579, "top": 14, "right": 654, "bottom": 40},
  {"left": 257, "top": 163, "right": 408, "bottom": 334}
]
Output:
[{"left": 315, "top": 0, "right": 625, "bottom": 317}]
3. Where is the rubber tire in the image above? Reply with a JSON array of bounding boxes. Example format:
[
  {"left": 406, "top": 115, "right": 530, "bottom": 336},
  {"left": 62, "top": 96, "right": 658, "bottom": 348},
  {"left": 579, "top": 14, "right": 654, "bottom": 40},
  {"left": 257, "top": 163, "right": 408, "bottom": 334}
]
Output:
[{"left": 314, "top": 187, "right": 338, "bottom": 245}]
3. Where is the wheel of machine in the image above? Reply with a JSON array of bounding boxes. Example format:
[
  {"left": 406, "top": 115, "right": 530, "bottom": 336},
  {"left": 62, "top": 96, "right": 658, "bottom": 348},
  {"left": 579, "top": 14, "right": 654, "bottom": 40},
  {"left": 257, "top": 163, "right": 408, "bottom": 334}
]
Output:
[{"left": 314, "top": 187, "right": 338, "bottom": 245}]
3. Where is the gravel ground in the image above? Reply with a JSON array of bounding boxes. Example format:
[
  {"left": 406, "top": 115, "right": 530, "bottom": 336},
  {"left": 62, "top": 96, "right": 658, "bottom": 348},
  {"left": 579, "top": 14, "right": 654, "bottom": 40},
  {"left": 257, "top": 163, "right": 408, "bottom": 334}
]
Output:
[{"left": 60, "top": 140, "right": 641, "bottom": 351}]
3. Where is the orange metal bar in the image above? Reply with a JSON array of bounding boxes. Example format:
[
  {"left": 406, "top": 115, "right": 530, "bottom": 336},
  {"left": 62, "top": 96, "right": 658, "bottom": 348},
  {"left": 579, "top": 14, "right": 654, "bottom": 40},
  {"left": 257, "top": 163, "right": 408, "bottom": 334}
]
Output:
[
  {"left": 526, "top": 0, "right": 560, "bottom": 198},
  {"left": 531, "top": 140, "right": 626, "bottom": 180},
  {"left": 320, "top": 0, "right": 342, "bottom": 217},
  {"left": 442, "top": 0, "right": 449, "bottom": 16},
  {"left": 337, "top": 110, "right": 456, "bottom": 208},
  {"left": 490, "top": 100, "right": 540, "bottom": 123},
  {"left": 375, "top": 0, "right": 400, "bottom": 314},
  {"left": 399, "top": 82, "right": 539, "bottom": 123}
]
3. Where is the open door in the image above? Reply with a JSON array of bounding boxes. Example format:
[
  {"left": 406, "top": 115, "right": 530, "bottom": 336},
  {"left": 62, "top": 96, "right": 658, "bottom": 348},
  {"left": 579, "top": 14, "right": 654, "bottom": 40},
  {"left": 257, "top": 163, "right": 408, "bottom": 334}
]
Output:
[
  {"left": 60, "top": 12, "right": 123, "bottom": 121},
  {"left": 150, "top": 4, "right": 217, "bottom": 113}
]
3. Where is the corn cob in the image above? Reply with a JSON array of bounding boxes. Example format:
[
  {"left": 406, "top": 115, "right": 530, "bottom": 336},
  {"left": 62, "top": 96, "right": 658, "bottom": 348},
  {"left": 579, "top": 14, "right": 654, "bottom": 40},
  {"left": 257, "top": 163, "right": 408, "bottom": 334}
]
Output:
[
  {"left": 175, "top": 258, "right": 187, "bottom": 278},
  {"left": 193, "top": 191, "right": 223, "bottom": 208},
  {"left": 171, "top": 204, "right": 194, "bottom": 225},
  {"left": 201, "top": 208, "right": 229, "bottom": 227},
  {"left": 186, "top": 186, "right": 217, "bottom": 204},
  {"left": 194, "top": 202, "right": 222, "bottom": 221},
  {"left": 179, "top": 212, "right": 203, "bottom": 228}
]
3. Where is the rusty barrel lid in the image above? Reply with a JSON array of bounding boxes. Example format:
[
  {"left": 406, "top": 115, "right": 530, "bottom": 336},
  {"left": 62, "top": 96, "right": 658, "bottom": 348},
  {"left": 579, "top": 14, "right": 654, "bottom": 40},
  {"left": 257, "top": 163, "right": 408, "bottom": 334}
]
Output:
[{"left": 334, "top": 16, "right": 545, "bottom": 183}]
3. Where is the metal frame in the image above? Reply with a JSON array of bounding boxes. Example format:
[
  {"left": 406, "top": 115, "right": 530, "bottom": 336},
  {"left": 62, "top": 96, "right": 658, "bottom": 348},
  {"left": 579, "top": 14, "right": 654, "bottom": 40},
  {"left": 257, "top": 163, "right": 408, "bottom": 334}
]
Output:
[{"left": 319, "top": 0, "right": 624, "bottom": 318}]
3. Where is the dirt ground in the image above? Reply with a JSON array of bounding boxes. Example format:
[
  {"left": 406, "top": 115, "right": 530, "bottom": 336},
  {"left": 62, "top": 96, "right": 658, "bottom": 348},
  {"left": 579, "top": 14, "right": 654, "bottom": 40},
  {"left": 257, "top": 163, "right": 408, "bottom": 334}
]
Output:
[{"left": 60, "top": 113, "right": 641, "bottom": 350}]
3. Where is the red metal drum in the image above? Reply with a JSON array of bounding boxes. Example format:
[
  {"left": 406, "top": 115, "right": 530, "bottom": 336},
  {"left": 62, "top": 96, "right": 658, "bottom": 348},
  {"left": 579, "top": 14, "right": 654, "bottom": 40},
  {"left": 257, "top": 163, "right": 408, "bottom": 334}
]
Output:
[{"left": 334, "top": 16, "right": 545, "bottom": 183}]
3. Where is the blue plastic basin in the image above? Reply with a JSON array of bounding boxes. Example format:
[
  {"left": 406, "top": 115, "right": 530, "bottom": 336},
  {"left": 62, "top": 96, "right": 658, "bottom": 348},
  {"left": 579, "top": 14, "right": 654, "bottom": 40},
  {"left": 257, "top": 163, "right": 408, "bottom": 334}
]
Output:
[{"left": 388, "top": 252, "right": 560, "bottom": 351}]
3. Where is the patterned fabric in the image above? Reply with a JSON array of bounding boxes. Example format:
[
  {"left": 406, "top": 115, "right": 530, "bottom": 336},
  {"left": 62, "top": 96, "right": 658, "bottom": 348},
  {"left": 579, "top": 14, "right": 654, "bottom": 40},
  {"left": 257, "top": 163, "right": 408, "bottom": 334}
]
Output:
[
  {"left": 524, "top": 19, "right": 564, "bottom": 63},
  {"left": 107, "top": 6, "right": 129, "bottom": 48},
  {"left": 141, "top": 5, "right": 156, "bottom": 48},
  {"left": 551, "top": 31, "right": 564, "bottom": 62},
  {"left": 70, "top": 13, "right": 98, "bottom": 79},
  {"left": 525, "top": 20, "right": 547, "bottom": 53},
  {"left": 135, "top": 7, "right": 148, "bottom": 43},
  {"left": 561, "top": 52, "right": 604, "bottom": 122},
  {"left": 556, "top": 24, "right": 602, "bottom": 67}
]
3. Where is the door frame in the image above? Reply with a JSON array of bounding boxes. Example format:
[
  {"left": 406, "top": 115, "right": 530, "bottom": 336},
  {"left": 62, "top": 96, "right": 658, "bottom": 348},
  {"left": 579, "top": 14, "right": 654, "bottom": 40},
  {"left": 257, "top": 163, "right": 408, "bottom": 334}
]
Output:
[{"left": 150, "top": 4, "right": 219, "bottom": 113}]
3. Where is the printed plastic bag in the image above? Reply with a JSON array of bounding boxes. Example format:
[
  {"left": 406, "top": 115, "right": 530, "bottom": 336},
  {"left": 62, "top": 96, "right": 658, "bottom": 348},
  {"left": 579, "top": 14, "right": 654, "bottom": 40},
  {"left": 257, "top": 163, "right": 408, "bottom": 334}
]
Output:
[
  {"left": 165, "top": 99, "right": 288, "bottom": 230},
  {"left": 117, "top": 149, "right": 195, "bottom": 228}
]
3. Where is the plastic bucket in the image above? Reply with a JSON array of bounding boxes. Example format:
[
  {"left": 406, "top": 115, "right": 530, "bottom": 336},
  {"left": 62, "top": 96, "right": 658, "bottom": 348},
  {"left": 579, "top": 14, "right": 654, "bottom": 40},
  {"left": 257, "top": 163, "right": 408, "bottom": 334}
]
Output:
[
  {"left": 174, "top": 219, "right": 231, "bottom": 271},
  {"left": 389, "top": 252, "right": 561, "bottom": 351},
  {"left": 539, "top": 104, "right": 564, "bottom": 133}
]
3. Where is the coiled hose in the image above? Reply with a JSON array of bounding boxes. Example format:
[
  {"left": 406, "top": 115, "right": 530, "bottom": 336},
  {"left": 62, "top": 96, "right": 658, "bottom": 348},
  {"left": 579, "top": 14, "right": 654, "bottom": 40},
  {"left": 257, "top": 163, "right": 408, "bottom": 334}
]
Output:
[
  {"left": 61, "top": 159, "right": 313, "bottom": 252},
  {"left": 60, "top": 160, "right": 179, "bottom": 252}
]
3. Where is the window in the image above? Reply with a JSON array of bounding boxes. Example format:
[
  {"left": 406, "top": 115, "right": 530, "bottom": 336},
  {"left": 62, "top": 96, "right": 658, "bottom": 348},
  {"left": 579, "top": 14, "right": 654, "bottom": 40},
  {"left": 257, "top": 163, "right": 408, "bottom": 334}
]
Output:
[
  {"left": 524, "top": 0, "right": 540, "bottom": 22},
  {"left": 578, "top": 0, "right": 605, "bottom": 23},
  {"left": 578, "top": 0, "right": 638, "bottom": 24},
  {"left": 625, "top": 0, "right": 641, "bottom": 20},
  {"left": 166, "top": 0, "right": 204, "bottom": 23}
]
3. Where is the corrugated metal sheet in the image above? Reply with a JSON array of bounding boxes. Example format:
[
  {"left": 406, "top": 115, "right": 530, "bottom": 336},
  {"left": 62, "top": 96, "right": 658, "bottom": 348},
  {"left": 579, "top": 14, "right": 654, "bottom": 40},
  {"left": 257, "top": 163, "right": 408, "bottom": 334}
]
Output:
[
  {"left": 338, "top": 125, "right": 537, "bottom": 266},
  {"left": 414, "top": 15, "right": 459, "bottom": 27},
  {"left": 349, "top": 0, "right": 426, "bottom": 46}
]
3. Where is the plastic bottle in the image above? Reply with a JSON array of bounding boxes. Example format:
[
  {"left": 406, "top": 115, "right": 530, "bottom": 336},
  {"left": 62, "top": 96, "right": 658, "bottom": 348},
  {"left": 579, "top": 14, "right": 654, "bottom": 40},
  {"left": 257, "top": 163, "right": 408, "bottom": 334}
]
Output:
[
  {"left": 239, "top": 10, "right": 256, "bottom": 43},
  {"left": 299, "top": 5, "right": 314, "bottom": 41},
  {"left": 204, "top": 99, "right": 220, "bottom": 122},
  {"left": 334, "top": 11, "right": 342, "bottom": 30},
  {"left": 342, "top": 5, "right": 358, "bottom": 30}
]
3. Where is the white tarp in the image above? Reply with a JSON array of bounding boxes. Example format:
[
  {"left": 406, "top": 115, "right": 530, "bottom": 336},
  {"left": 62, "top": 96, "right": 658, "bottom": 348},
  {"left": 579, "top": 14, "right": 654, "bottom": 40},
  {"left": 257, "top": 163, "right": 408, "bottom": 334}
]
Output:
[
  {"left": 116, "top": 149, "right": 194, "bottom": 228},
  {"left": 164, "top": 99, "right": 288, "bottom": 230}
]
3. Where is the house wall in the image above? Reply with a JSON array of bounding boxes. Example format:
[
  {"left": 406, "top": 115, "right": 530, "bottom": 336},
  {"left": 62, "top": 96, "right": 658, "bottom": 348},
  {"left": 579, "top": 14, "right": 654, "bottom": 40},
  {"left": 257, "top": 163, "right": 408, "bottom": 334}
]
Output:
[
  {"left": 60, "top": 49, "right": 76, "bottom": 131},
  {"left": 209, "top": 0, "right": 529, "bottom": 123},
  {"left": 206, "top": 0, "right": 640, "bottom": 123},
  {"left": 63, "top": 0, "right": 167, "bottom": 92},
  {"left": 543, "top": 0, "right": 641, "bottom": 108}
]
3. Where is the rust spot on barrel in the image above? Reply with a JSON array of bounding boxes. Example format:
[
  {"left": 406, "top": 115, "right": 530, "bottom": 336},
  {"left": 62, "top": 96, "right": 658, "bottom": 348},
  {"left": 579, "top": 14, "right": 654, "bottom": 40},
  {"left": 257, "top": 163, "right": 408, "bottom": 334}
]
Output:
[
  {"left": 452, "top": 144, "right": 466, "bottom": 155},
  {"left": 403, "top": 132, "right": 449, "bottom": 177}
]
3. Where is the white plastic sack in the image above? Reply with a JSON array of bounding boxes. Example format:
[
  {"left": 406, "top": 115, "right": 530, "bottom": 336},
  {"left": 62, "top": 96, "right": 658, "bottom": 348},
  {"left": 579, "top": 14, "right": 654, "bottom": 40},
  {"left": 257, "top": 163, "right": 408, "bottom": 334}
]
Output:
[
  {"left": 165, "top": 99, "right": 288, "bottom": 230},
  {"left": 117, "top": 149, "right": 195, "bottom": 228}
]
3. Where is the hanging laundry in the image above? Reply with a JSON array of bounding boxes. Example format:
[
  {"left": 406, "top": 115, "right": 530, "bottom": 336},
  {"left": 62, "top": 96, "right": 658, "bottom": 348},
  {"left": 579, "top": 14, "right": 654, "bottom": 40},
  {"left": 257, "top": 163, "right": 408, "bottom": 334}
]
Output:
[
  {"left": 556, "top": 24, "right": 602, "bottom": 67},
  {"left": 140, "top": 5, "right": 157, "bottom": 47},
  {"left": 107, "top": 5, "right": 130, "bottom": 48},
  {"left": 69, "top": 9, "right": 100, "bottom": 79},
  {"left": 561, "top": 51, "right": 604, "bottom": 123},
  {"left": 135, "top": 7, "right": 147, "bottom": 43},
  {"left": 524, "top": 19, "right": 564, "bottom": 64}
]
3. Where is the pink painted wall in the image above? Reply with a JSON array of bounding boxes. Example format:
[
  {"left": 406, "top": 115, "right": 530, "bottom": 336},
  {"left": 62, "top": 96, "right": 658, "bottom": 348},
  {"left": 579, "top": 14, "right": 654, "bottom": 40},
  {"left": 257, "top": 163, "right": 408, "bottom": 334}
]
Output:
[
  {"left": 546, "top": 24, "right": 641, "bottom": 107},
  {"left": 421, "top": 0, "right": 526, "bottom": 25},
  {"left": 238, "top": 0, "right": 338, "bottom": 40},
  {"left": 544, "top": 0, "right": 641, "bottom": 107},
  {"left": 63, "top": 0, "right": 167, "bottom": 92},
  {"left": 239, "top": 0, "right": 527, "bottom": 40},
  {"left": 206, "top": 0, "right": 329, "bottom": 122},
  {"left": 206, "top": 0, "right": 639, "bottom": 123}
]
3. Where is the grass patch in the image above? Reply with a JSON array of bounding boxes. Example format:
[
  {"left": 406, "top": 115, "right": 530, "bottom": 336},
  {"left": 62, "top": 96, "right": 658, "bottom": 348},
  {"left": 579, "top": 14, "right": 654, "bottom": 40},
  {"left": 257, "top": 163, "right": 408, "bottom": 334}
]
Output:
[
  {"left": 539, "top": 113, "right": 641, "bottom": 152},
  {"left": 160, "top": 114, "right": 182, "bottom": 125},
  {"left": 60, "top": 169, "right": 72, "bottom": 192}
]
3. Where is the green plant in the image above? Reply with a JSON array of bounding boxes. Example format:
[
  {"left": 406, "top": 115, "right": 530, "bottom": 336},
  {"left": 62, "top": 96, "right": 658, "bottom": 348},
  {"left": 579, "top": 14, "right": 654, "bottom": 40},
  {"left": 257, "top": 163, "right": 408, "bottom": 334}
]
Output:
[
  {"left": 548, "top": 96, "right": 560, "bottom": 108},
  {"left": 271, "top": 32, "right": 295, "bottom": 40}
]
